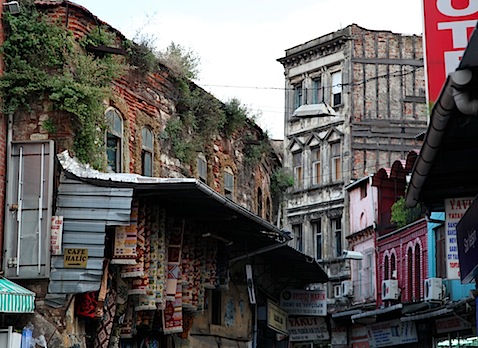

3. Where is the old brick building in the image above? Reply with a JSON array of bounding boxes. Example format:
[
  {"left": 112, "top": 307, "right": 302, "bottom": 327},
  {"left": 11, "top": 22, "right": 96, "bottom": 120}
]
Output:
[
  {"left": 0, "top": 1, "right": 328, "bottom": 347},
  {"left": 277, "top": 24, "right": 427, "bottom": 311}
]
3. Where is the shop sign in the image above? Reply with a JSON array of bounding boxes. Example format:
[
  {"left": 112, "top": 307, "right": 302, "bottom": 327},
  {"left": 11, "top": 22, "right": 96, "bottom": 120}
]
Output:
[
  {"left": 288, "top": 316, "right": 329, "bottom": 342},
  {"left": 280, "top": 289, "right": 327, "bottom": 316},
  {"left": 422, "top": 0, "right": 478, "bottom": 102},
  {"left": 367, "top": 319, "right": 418, "bottom": 347},
  {"left": 435, "top": 315, "right": 471, "bottom": 334},
  {"left": 50, "top": 215, "right": 63, "bottom": 256},
  {"left": 446, "top": 198, "right": 474, "bottom": 280},
  {"left": 456, "top": 197, "right": 478, "bottom": 283},
  {"left": 267, "top": 300, "right": 288, "bottom": 335},
  {"left": 64, "top": 248, "right": 88, "bottom": 268},
  {"left": 331, "top": 323, "right": 347, "bottom": 346}
]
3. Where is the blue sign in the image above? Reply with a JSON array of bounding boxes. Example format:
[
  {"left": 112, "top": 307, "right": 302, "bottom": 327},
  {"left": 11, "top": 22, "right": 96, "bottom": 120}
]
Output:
[{"left": 456, "top": 197, "right": 478, "bottom": 283}]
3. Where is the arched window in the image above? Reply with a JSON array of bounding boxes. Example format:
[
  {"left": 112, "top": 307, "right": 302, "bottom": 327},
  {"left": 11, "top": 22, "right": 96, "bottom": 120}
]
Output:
[
  {"left": 407, "top": 247, "right": 413, "bottom": 300},
  {"left": 141, "top": 127, "right": 154, "bottom": 177},
  {"left": 391, "top": 253, "right": 396, "bottom": 279},
  {"left": 265, "top": 197, "right": 271, "bottom": 222},
  {"left": 197, "top": 153, "right": 207, "bottom": 183},
  {"left": 224, "top": 167, "right": 234, "bottom": 200},
  {"left": 384, "top": 255, "right": 389, "bottom": 281},
  {"left": 415, "top": 244, "right": 421, "bottom": 300},
  {"left": 105, "top": 108, "right": 123, "bottom": 173},
  {"left": 257, "top": 188, "right": 263, "bottom": 218}
]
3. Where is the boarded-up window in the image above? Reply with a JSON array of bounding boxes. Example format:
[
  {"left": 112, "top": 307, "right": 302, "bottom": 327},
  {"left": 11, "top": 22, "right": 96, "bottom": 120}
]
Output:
[
  {"left": 4, "top": 141, "right": 54, "bottom": 278},
  {"left": 293, "top": 152, "right": 303, "bottom": 188},
  {"left": 331, "top": 142, "right": 342, "bottom": 181}
]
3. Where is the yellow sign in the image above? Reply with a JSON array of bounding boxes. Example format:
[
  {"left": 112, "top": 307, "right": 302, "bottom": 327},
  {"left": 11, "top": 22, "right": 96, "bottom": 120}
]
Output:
[
  {"left": 267, "top": 300, "right": 288, "bottom": 335},
  {"left": 64, "top": 248, "right": 88, "bottom": 268}
]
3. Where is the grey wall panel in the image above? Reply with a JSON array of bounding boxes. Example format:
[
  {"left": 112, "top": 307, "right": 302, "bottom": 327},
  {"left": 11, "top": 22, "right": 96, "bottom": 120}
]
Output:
[{"left": 48, "top": 175, "right": 133, "bottom": 294}]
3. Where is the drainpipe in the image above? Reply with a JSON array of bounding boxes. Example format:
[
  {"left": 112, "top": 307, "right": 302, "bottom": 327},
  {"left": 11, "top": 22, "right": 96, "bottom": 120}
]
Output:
[{"left": 2, "top": 113, "right": 13, "bottom": 272}]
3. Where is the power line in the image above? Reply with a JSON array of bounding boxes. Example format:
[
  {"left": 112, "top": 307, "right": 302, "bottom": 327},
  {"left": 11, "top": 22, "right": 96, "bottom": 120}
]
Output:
[{"left": 198, "top": 66, "right": 424, "bottom": 92}]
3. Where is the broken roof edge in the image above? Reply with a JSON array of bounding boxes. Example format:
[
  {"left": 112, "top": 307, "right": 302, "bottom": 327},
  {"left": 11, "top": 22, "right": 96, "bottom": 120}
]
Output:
[{"left": 57, "top": 150, "right": 290, "bottom": 242}]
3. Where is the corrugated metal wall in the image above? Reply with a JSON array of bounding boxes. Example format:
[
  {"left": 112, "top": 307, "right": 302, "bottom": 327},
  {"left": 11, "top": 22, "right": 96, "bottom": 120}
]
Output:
[{"left": 48, "top": 174, "right": 133, "bottom": 294}]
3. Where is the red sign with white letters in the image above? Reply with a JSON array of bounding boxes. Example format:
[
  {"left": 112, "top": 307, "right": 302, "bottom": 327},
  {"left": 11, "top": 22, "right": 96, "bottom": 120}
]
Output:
[{"left": 423, "top": 0, "right": 478, "bottom": 102}]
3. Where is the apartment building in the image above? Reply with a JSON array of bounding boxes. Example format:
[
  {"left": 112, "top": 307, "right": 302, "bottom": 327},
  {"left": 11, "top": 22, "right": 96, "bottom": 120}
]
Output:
[{"left": 277, "top": 24, "right": 427, "bottom": 304}]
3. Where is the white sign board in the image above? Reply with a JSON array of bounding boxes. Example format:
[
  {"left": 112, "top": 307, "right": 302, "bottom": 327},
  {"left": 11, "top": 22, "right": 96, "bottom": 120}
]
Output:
[
  {"left": 50, "top": 216, "right": 63, "bottom": 255},
  {"left": 445, "top": 198, "right": 474, "bottom": 279},
  {"left": 280, "top": 289, "right": 327, "bottom": 316},
  {"left": 367, "top": 319, "right": 418, "bottom": 347},
  {"left": 288, "top": 317, "right": 329, "bottom": 342}
]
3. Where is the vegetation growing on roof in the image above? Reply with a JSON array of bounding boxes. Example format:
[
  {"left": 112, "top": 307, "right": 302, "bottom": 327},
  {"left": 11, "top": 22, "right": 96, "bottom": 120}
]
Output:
[
  {"left": 0, "top": 3, "right": 126, "bottom": 169},
  {"left": 270, "top": 168, "right": 294, "bottom": 200},
  {"left": 390, "top": 196, "right": 423, "bottom": 228}
]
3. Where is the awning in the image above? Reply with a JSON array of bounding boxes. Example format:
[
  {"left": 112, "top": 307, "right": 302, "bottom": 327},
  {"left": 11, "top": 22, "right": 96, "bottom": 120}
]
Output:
[
  {"left": 260, "top": 245, "right": 328, "bottom": 284},
  {"left": 352, "top": 303, "right": 403, "bottom": 323},
  {"left": 401, "top": 307, "right": 453, "bottom": 322},
  {"left": 0, "top": 278, "right": 35, "bottom": 313},
  {"left": 57, "top": 151, "right": 292, "bottom": 259},
  {"left": 292, "top": 103, "right": 336, "bottom": 117}
]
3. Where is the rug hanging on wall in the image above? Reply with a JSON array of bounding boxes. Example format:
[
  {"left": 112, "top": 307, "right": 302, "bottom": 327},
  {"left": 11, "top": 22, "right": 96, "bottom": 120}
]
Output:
[
  {"left": 93, "top": 288, "right": 117, "bottom": 348},
  {"left": 111, "top": 202, "right": 138, "bottom": 265}
]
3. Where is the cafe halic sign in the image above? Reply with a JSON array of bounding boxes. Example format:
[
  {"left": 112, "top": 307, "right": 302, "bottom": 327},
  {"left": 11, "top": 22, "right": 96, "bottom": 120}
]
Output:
[{"left": 422, "top": 0, "right": 478, "bottom": 102}]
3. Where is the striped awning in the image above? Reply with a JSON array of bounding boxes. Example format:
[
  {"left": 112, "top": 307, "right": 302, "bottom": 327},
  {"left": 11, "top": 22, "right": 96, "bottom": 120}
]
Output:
[{"left": 0, "top": 277, "right": 35, "bottom": 313}]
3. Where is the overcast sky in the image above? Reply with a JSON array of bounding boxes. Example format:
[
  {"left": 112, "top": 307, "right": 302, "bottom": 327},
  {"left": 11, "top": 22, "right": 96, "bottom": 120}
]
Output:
[{"left": 72, "top": 0, "right": 424, "bottom": 139}]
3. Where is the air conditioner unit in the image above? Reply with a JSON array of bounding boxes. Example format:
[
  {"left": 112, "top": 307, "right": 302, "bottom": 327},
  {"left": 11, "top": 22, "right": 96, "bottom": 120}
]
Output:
[
  {"left": 382, "top": 279, "right": 400, "bottom": 300},
  {"left": 341, "top": 280, "right": 353, "bottom": 297},
  {"left": 334, "top": 284, "right": 342, "bottom": 298},
  {"left": 424, "top": 278, "right": 443, "bottom": 301}
]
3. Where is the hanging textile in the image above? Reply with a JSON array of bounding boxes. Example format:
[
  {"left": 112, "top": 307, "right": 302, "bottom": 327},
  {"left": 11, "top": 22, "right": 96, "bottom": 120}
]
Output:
[
  {"left": 119, "top": 301, "right": 134, "bottom": 339},
  {"left": 76, "top": 291, "right": 99, "bottom": 319},
  {"left": 156, "top": 208, "right": 168, "bottom": 309},
  {"left": 162, "top": 281, "right": 183, "bottom": 334},
  {"left": 123, "top": 202, "right": 146, "bottom": 281},
  {"left": 111, "top": 203, "right": 138, "bottom": 265},
  {"left": 136, "top": 205, "right": 156, "bottom": 311},
  {"left": 165, "top": 222, "right": 183, "bottom": 300},
  {"left": 181, "top": 225, "right": 195, "bottom": 310},
  {"left": 93, "top": 288, "right": 117, "bottom": 348},
  {"left": 163, "top": 220, "right": 184, "bottom": 334}
]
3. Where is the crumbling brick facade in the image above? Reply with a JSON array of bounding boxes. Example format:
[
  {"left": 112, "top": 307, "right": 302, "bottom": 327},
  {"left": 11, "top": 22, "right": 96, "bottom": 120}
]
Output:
[{"left": 278, "top": 24, "right": 427, "bottom": 305}]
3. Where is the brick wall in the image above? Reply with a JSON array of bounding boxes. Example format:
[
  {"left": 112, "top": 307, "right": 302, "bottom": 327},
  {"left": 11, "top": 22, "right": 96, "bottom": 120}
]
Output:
[
  {"left": 350, "top": 25, "right": 427, "bottom": 178},
  {"left": 377, "top": 219, "right": 428, "bottom": 305},
  {"left": 12, "top": 2, "right": 279, "bottom": 220}
]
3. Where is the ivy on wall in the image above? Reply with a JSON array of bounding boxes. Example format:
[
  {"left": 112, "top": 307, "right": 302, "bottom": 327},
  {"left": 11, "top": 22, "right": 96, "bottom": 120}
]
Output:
[{"left": 0, "top": 3, "right": 125, "bottom": 169}]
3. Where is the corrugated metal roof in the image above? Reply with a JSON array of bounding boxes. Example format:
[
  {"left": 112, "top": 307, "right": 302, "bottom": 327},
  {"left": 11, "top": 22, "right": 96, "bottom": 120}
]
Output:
[
  {"left": 48, "top": 174, "right": 133, "bottom": 294},
  {"left": 57, "top": 151, "right": 290, "bottom": 249}
]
